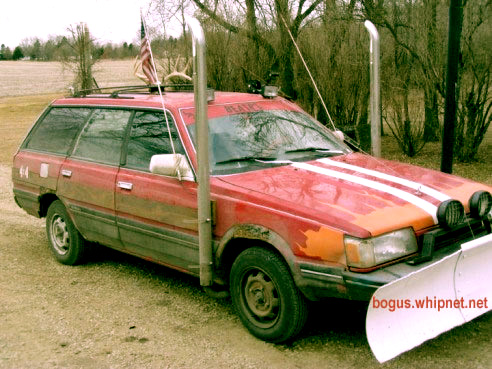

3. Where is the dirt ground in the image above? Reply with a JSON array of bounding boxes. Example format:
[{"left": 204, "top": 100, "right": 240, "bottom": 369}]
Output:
[
  {"left": 1, "top": 163, "right": 491, "bottom": 369},
  {"left": 0, "top": 61, "right": 491, "bottom": 368}
]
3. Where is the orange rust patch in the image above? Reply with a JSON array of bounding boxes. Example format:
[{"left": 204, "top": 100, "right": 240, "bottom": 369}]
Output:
[
  {"left": 345, "top": 242, "right": 360, "bottom": 264},
  {"left": 322, "top": 194, "right": 435, "bottom": 236},
  {"left": 350, "top": 203, "right": 434, "bottom": 236},
  {"left": 301, "top": 227, "right": 346, "bottom": 264}
]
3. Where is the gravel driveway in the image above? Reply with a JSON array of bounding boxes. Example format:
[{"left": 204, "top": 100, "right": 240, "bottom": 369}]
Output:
[{"left": 1, "top": 164, "right": 491, "bottom": 368}]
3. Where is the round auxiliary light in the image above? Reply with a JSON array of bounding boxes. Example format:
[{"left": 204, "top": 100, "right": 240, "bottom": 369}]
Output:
[
  {"left": 437, "top": 200, "right": 465, "bottom": 229},
  {"left": 469, "top": 190, "right": 492, "bottom": 219}
]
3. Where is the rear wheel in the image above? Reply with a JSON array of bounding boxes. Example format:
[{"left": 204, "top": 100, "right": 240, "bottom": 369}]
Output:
[
  {"left": 46, "top": 200, "right": 86, "bottom": 265},
  {"left": 230, "top": 247, "right": 308, "bottom": 343}
]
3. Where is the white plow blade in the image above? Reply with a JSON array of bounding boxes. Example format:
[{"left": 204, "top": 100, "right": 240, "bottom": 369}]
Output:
[{"left": 366, "top": 233, "right": 492, "bottom": 363}]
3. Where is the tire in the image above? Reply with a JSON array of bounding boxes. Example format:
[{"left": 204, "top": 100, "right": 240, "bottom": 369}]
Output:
[
  {"left": 230, "top": 247, "right": 308, "bottom": 343},
  {"left": 46, "top": 200, "right": 86, "bottom": 265}
]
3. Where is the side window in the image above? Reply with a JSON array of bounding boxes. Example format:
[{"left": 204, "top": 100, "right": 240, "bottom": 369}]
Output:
[
  {"left": 125, "top": 111, "right": 185, "bottom": 171},
  {"left": 24, "top": 107, "right": 90, "bottom": 155},
  {"left": 72, "top": 109, "right": 131, "bottom": 165}
]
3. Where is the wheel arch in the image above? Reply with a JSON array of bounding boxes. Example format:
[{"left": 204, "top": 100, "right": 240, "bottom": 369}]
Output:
[
  {"left": 39, "top": 193, "right": 60, "bottom": 217},
  {"left": 215, "top": 224, "right": 299, "bottom": 283}
]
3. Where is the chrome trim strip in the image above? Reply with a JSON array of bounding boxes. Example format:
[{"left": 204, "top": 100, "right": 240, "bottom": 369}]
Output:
[{"left": 300, "top": 269, "right": 344, "bottom": 280}]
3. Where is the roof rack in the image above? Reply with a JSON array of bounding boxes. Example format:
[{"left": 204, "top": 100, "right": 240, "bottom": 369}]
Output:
[{"left": 71, "top": 83, "right": 194, "bottom": 98}]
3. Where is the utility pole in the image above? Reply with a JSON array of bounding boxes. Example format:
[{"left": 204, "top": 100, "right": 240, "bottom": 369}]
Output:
[{"left": 441, "top": 0, "right": 463, "bottom": 174}]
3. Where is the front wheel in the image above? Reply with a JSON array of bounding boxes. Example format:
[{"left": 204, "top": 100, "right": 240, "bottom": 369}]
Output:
[
  {"left": 46, "top": 200, "right": 86, "bottom": 265},
  {"left": 230, "top": 247, "right": 308, "bottom": 343}
]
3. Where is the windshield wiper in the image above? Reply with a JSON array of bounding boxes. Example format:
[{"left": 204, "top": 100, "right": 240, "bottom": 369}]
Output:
[
  {"left": 215, "top": 156, "right": 277, "bottom": 165},
  {"left": 285, "top": 147, "right": 345, "bottom": 155}
]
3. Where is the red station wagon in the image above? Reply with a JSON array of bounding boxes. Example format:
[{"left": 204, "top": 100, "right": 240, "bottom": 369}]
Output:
[{"left": 12, "top": 84, "right": 492, "bottom": 361}]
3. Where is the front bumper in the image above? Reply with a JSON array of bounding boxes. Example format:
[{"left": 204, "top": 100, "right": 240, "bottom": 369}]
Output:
[
  {"left": 296, "top": 217, "right": 491, "bottom": 301},
  {"left": 297, "top": 244, "right": 461, "bottom": 301}
]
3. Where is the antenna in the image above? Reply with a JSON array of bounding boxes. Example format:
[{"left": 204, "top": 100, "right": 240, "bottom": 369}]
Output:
[{"left": 279, "top": 14, "right": 337, "bottom": 132}]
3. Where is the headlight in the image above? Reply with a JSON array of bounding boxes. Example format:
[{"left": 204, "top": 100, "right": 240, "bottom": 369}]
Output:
[
  {"left": 344, "top": 228, "right": 418, "bottom": 268},
  {"left": 469, "top": 191, "right": 492, "bottom": 220},
  {"left": 437, "top": 199, "right": 464, "bottom": 229}
]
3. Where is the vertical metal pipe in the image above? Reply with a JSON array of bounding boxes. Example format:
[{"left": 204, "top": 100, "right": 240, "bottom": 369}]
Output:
[
  {"left": 185, "top": 16, "right": 213, "bottom": 286},
  {"left": 441, "top": 0, "right": 463, "bottom": 174},
  {"left": 364, "top": 20, "right": 381, "bottom": 158}
]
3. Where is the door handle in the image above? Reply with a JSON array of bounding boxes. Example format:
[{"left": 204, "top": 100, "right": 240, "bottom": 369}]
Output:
[
  {"left": 117, "top": 181, "right": 133, "bottom": 190},
  {"left": 61, "top": 169, "right": 72, "bottom": 178}
]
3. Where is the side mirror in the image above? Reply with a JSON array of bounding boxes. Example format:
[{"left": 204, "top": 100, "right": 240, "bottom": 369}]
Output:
[{"left": 150, "top": 154, "right": 194, "bottom": 181}]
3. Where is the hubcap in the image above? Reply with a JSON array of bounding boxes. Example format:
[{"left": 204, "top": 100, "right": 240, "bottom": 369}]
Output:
[
  {"left": 50, "top": 215, "right": 70, "bottom": 255},
  {"left": 243, "top": 270, "right": 279, "bottom": 326}
]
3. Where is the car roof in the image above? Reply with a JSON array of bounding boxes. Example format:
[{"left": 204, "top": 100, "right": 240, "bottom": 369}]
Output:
[{"left": 52, "top": 91, "right": 279, "bottom": 110}]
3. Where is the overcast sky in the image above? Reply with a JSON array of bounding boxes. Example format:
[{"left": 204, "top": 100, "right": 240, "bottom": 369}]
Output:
[{"left": 0, "top": 0, "right": 155, "bottom": 49}]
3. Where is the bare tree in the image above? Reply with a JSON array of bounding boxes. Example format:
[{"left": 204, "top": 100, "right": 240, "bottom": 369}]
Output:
[
  {"left": 63, "top": 23, "right": 97, "bottom": 91},
  {"left": 454, "top": 0, "right": 492, "bottom": 162},
  {"left": 361, "top": 0, "right": 447, "bottom": 142},
  {"left": 190, "top": 0, "right": 323, "bottom": 97}
]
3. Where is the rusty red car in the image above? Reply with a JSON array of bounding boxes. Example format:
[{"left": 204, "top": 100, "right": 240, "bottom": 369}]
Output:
[
  {"left": 10, "top": 14, "right": 492, "bottom": 364},
  {"left": 12, "top": 85, "right": 492, "bottom": 360}
]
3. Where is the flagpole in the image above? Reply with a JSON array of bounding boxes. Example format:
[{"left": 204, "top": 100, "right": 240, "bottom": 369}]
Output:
[{"left": 140, "top": 11, "right": 180, "bottom": 178}]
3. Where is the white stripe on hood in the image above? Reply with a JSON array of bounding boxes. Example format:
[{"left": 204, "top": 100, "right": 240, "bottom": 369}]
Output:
[
  {"left": 318, "top": 158, "right": 450, "bottom": 203},
  {"left": 292, "top": 161, "right": 438, "bottom": 223}
]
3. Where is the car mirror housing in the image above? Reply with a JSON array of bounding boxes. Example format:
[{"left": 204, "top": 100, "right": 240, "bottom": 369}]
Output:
[{"left": 150, "top": 154, "right": 194, "bottom": 181}]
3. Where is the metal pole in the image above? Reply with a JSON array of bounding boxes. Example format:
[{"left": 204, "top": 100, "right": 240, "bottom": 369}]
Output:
[
  {"left": 185, "top": 16, "right": 214, "bottom": 286},
  {"left": 364, "top": 20, "right": 381, "bottom": 158},
  {"left": 441, "top": 0, "right": 463, "bottom": 174}
]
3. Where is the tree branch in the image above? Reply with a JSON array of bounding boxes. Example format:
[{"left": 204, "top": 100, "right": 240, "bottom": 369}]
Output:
[
  {"left": 293, "top": 0, "right": 324, "bottom": 36},
  {"left": 192, "top": 0, "right": 276, "bottom": 57}
]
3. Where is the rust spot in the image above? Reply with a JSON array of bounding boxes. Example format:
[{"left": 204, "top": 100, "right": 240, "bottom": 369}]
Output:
[
  {"left": 300, "top": 227, "right": 346, "bottom": 264},
  {"left": 232, "top": 225, "right": 271, "bottom": 242}
]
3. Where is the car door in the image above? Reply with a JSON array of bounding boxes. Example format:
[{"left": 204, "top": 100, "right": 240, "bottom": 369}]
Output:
[
  {"left": 57, "top": 108, "right": 132, "bottom": 248},
  {"left": 115, "top": 110, "right": 200, "bottom": 274}
]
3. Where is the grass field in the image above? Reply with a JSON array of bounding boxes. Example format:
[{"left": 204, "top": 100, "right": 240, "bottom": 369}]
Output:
[
  {"left": 0, "top": 60, "right": 142, "bottom": 97},
  {"left": 0, "top": 60, "right": 490, "bottom": 185}
]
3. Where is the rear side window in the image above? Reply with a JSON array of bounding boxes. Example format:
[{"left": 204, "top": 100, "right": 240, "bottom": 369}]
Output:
[
  {"left": 125, "top": 111, "right": 185, "bottom": 171},
  {"left": 25, "top": 107, "right": 90, "bottom": 155},
  {"left": 72, "top": 109, "right": 131, "bottom": 165}
]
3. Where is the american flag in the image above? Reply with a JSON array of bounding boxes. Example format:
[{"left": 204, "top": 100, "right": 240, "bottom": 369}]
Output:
[{"left": 140, "top": 18, "right": 157, "bottom": 85}]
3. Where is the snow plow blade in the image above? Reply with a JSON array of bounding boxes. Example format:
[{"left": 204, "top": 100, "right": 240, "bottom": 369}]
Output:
[{"left": 366, "top": 233, "right": 492, "bottom": 363}]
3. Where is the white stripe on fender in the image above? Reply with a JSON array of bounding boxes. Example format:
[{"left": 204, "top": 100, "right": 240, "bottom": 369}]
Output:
[
  {"left": 292, "top": 162, "right": 438, "bottom": 223},
  {"left": 318, "top": 158, "right": 451, "bottom": 202}
]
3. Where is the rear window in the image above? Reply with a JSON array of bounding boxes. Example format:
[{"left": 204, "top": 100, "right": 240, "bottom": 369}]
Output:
[{"left": 25, "top": 107, "right": 91, "bottom": 155}]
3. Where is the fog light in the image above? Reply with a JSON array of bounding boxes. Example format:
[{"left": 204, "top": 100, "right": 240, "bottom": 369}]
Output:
[
  {"left": 469, "top": 191, "right": 492, "bottom": 219},
  {"left": 437, "top": 200, "right": 464, "bottom": 229}
]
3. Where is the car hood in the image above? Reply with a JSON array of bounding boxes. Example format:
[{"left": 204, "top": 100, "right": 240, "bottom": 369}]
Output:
[{"left": 216, "top": 153, "right": 492, "bottom": 237}]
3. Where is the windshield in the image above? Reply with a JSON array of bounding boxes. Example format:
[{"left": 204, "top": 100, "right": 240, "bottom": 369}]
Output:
[{"left": 185, "top": 105, "right": 350, "bottom": 175}]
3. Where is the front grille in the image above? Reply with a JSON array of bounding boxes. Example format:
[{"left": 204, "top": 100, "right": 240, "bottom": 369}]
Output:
[{"left": 407, "top": 217, "right": 491, "bottom": 265}]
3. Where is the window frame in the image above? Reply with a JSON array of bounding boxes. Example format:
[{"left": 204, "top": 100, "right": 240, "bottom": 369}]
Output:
[
  {"left": 21, "top": 106, "right": 92, "bottom": 157},
  {"left": 22, "top": 103, "right": 195, "bottom": 178},
  {"left": 69, "top": 108, "right": 134, "bottom": 167},
  {"left": 121, "top": 109, "right": 188, "bottom": 174}
]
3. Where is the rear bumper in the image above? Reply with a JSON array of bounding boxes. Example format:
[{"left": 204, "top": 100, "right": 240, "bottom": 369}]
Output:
[{"left": 13, "top": 188, "right": 41, "bottom": 218}]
